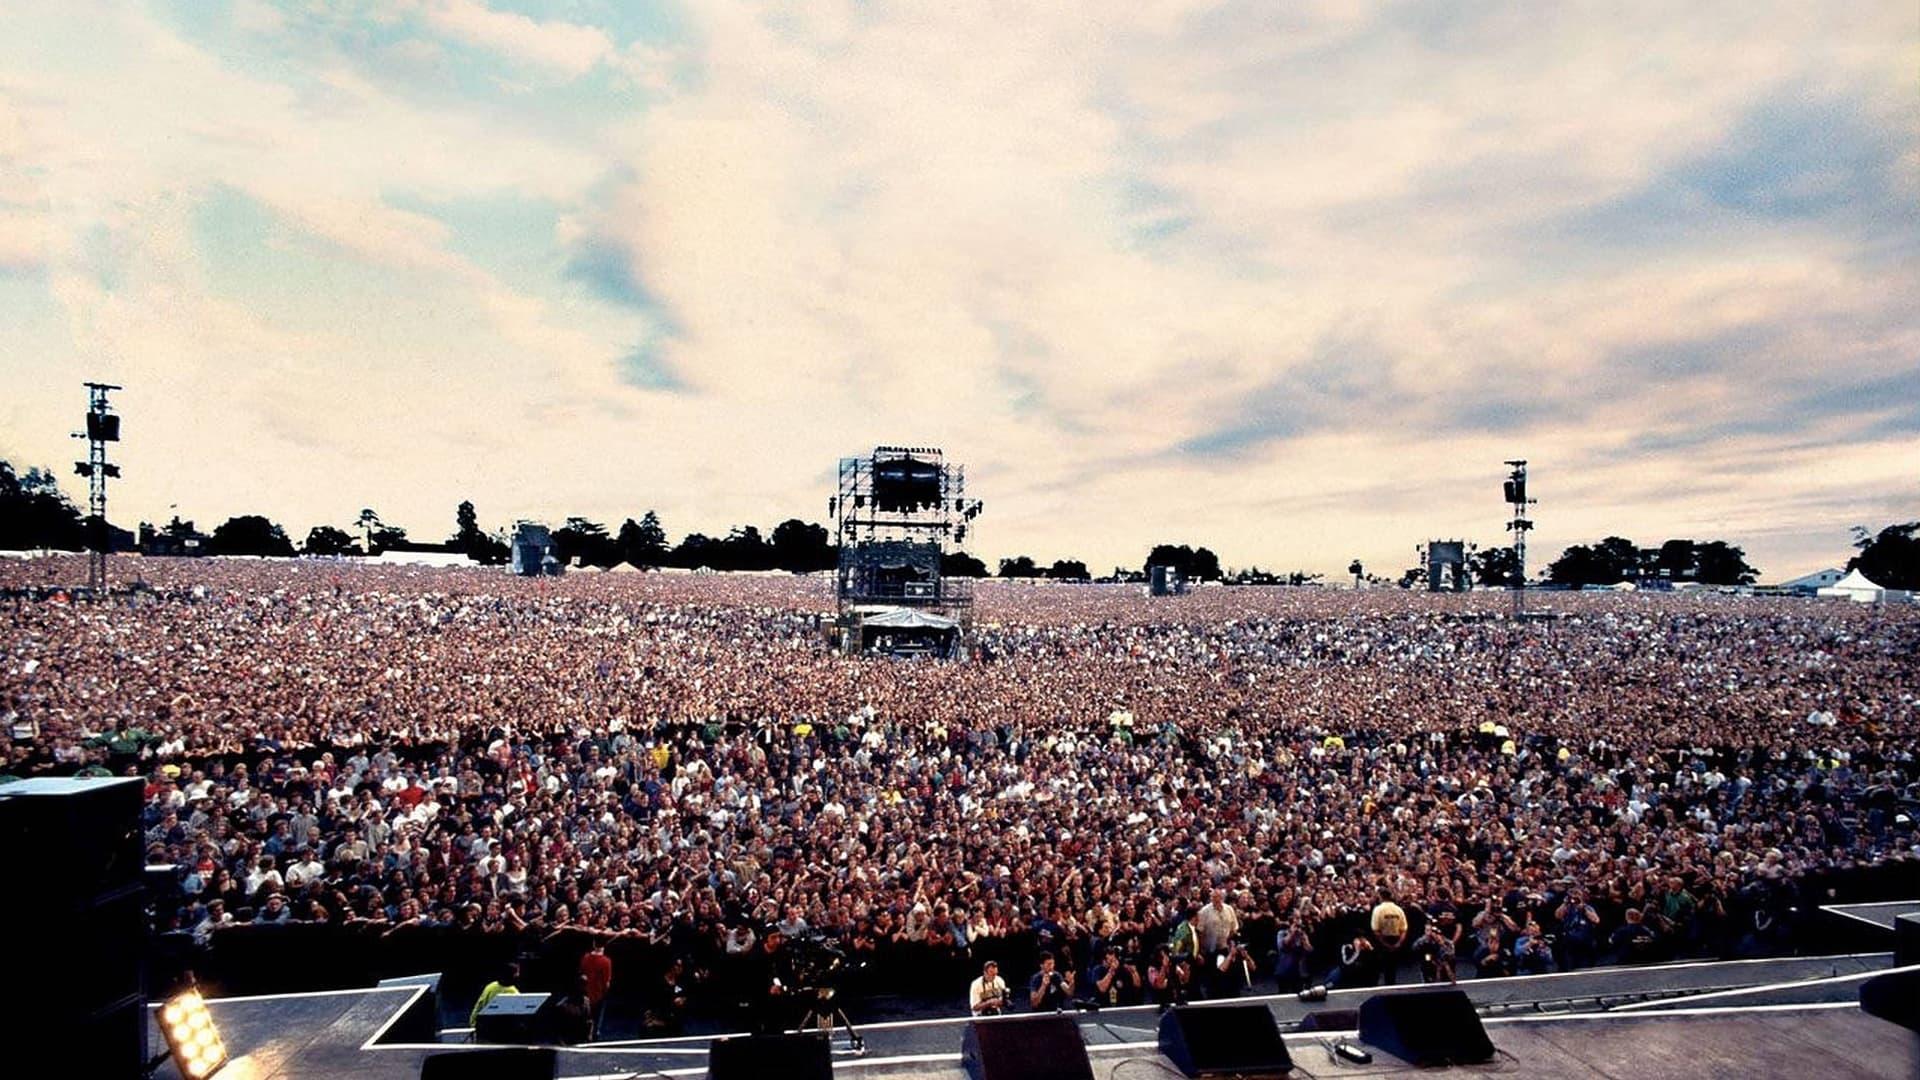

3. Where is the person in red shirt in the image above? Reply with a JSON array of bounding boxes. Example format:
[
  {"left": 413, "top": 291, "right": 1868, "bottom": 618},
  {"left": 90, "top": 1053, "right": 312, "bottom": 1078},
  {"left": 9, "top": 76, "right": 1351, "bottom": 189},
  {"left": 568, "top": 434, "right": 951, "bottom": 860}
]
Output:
[{"left": 580, "top": 940, "right": 613, "bottom": 1033}]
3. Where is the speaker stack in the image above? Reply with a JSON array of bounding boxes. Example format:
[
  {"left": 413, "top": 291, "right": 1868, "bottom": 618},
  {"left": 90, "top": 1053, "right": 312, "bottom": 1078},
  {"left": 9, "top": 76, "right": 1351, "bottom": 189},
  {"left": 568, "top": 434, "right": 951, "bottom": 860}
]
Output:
[
  {"left": 1356, "top": 988, "right": 1496, "bottom": 1066},
  {"left": 1158, "top": 1003, "right": 1293, "bottom": 1077},
  {"left": 0, "top": 777, "right": 148, "bottom": 1079},
  {"left": 961, "top": 1014, "right": 1095, "bottom": 1080},
  {"left": 706, "top": 1033, "right": 835, "bottom": 1080}
]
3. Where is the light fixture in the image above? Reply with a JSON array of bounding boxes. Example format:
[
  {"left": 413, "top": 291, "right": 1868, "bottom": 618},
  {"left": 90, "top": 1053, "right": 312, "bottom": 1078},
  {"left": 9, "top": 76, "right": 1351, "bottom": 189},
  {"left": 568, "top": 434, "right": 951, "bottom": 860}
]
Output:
[{"left": 158, "top": 989, "right": 228, "bottom": 1079}]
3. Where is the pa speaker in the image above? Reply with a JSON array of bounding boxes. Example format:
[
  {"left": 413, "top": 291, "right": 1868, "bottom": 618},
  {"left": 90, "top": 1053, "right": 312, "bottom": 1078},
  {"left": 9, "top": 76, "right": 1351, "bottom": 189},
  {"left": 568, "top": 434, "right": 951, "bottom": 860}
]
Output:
[
  {"left": 474, "top": 992, "right": 552, "bottom": 1044},
  {"left": 1860, "top": 969, "right": 1920, "bottom": 1033},
  {"left": 1357, "top": 989, "right": 1494, "bottom": 1066},
  {"left": 420, "top": 1047, "right": 556, "bottom": 1080},
  {"left": 707, "top": 1033, "right": 833, "bottom": 1080},
  {"left": 0, "top": 777, "right": 147, "bottom": 1078},
  {"left": 1297, "top": 1008, "right": 1361, "bottom": 1033},
  {"left": 1895, "top": 913, "right": 1919, "bottom": 966},
  {"left": 376, "top": 973, "right": 444, "bottom": 1045},
  {"left": 961, "top": 1014, "right": 1094, "bottom": 1080},
  {"left": 1157, "top": 1004, "right": 1292, "bottom": 1077}
]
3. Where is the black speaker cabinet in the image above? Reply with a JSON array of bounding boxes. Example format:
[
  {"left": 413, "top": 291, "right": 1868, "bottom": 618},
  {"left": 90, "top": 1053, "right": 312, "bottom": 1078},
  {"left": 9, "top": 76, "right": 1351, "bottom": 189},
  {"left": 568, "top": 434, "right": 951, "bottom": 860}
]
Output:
[
  {"left": 420, "top": 1047, "right": 556, "bottom": 1080},
  {"left": 706, "top": 1033, "right": 834, "bottom": 1080},
  {"left": 1860, "top": 968, "right": 1920, "bottom": 1033},
  {"left": 961, "top": 1014, "right": 1095, "bottom": 1080},
  {"left": 1895, "top": 912, "right": 1919, "bottom": 966},
  {"left": 1158, "top": 1004, "right": 1292, "bottom": 1077},
  {"left": 0, "top": 777, "right": 147, "bottom": 1077},
  {"left": 474, "top": 992, "right": 553, "bottom": 1044},
  {"left": 1357, "top": 989, "right": 1494, "bottom": 1066},
  {"left": 377, "top": 973, "right": 445, "bottom": 1045},
  {"left": 1297, "top": 1008, "right": 1361, "bottom": 1033}
]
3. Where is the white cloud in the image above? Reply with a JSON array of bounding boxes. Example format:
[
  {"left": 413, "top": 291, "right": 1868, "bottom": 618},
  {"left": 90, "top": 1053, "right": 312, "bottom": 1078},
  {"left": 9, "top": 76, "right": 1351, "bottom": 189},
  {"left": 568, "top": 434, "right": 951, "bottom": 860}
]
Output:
[
  {"left": 414, "top": 0, "right": 614, "bottom": 78},
  {"left": 1, "top": 1, "right": 1915, "bottom": 581}
]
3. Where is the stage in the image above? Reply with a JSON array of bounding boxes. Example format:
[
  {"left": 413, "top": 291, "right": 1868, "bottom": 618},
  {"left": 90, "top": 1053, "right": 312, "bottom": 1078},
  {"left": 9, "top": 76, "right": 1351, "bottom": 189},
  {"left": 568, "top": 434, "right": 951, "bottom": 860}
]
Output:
[{"left": 147, "top": 953, "right": 1919, "bottom": 1079}]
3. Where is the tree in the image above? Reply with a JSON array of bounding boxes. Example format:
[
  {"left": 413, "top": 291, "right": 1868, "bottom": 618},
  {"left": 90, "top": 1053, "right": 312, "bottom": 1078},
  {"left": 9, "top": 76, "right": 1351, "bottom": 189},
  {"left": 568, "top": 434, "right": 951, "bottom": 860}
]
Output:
[
  {"left": 553, "top": 517, "right": 615, "bottom": 567},
  {"left": 941, "top": 551, "right": 988, "bottom": 577},
  {"left": 1046, "top": 559, "right": 1090, "bottom": 581},
  {"left": 998, "top": 555, "right": 1041, "bottom": 578},
  {"left": 1547, "top": 536, "right": 1640, "bottom": 587},
  {"left": 669, "top": 532, "right": 719, "bottom": 569},
  {"left": 303, "top": 525, "right": 356, "bottom": 556},
  {"left": 619, "top": 511, "right": 670, "bottom": 568},
  {"left": 1653, "top": 538, "right": 1695, "bottom": 580},
  {"left": 1848, "top": 523, "right": 1920, "bottom": 590},
  {"left": 357, "top": 508, "right": 381, "bottom": 553},
  {"left": 1469, "top": 546, "right": 1519, "bottom": 588},
  {"left": 720, "top": 525, "right": 775, "bottom": 571},
  {"left": 1692, "top": 540, "right": 1758, "bottom": 585},
  {"left": 1144, "top": 543, "right": 1224, "bottom": 583},
  {"left": 452, "top": 500, "right": 483, "bottom": 549},
  {"left": 209, "top": 515, "right": 295, "bottom": 557},
  {"left": 1348, "top": 559, "right": 1364, "bottom": 586},
  {"left": 769, "top": 519, "right": 834, "bottom": 573},
  {"left": 0, "top": 461, "right": 86, "bottom": 550}
]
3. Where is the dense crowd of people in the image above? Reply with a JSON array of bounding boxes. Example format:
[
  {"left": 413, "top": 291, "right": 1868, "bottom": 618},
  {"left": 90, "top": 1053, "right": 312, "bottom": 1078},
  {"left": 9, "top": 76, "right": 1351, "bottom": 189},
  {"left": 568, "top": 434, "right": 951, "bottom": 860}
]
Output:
[{"left": 2, "top": 555, "right": 1916, "bottom": 1028}]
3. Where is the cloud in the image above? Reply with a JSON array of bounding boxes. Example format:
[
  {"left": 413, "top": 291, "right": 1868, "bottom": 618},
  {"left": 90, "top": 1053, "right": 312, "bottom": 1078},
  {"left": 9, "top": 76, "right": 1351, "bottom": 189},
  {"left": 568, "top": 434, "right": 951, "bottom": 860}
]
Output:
[
  {"left": 1, "top": 1, "right": 1915, "bottom": 583},
  {"left": 413, "top": 0, "right": 614, "bottom": 78}
]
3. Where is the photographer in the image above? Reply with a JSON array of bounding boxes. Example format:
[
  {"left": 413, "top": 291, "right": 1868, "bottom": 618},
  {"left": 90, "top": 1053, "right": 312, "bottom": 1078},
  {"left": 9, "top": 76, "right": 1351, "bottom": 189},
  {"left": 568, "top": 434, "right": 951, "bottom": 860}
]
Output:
[
  {"left": 1554, "top": 888, "right": 1602, "bottom": 971},
  {"left": 1412, "top": 920, "right": 1456, "bottom": 983},
  {"left": 969, "top": 960, "right": 1010, "bottom": 1016},
  {"left": 1087, "top": 945, "right": 1141, "bottom": 1006},
  {"left": 1207, "top": 936, "right": 1255, "bottom": 997},
  {"left": 1028, "top": 950, "right": 1076, "bottom": 1011},
  {"left": 742, "top": 926, "right": 797, "bottom": 1032},
  {"left": 1274, "top": 920, "right": 1315, "bottom": 993}
]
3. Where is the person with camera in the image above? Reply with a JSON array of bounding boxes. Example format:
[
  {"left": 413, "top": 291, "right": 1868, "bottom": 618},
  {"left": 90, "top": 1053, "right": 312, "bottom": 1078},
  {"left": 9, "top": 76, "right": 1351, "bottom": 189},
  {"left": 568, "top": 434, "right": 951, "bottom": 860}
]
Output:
[
  {"left": 743, "top": 926, "right": 797, "bottom": 1032},
  {"left": 1087, "top": 945, "right": 1142, "bottom": 1006},
  {"left": 1554, "top": 887, "right": 1602, "bottom": 970},
  {"left": 970, "top": 959, "right": 1010, "bottom": 1016},
  {"left": 1512, "top": 917, "right": 1554, "bottom": 974},
  {"left": 1028, "top": 950, "right": 1076, "bottom": 1011},
  {"left": 1412, "top": 920, "right": 1456, "bottom": 983},
  {"left": 1274, "top": 919, "right": 1315, "bottom": 993}
]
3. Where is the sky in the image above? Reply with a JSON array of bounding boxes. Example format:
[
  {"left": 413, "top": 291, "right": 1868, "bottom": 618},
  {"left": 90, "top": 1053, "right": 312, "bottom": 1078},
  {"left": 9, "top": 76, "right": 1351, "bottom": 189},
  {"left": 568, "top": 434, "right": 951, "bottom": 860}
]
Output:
[{"left": 1, "top": 1, "right": 1916, "bottom": 580}]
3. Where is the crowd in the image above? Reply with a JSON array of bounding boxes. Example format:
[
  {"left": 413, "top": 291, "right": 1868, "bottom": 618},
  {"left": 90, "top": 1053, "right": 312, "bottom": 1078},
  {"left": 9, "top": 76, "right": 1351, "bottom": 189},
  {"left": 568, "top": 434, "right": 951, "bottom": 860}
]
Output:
[{"left": 2, "top": 555, "right": 1916, "bottom": 1028}]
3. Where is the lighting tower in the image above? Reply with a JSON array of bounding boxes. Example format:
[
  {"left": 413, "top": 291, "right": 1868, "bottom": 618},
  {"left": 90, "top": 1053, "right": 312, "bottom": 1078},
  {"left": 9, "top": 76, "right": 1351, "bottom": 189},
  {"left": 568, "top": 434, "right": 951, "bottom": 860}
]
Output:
[
  {"left": 1503, "top": 460, "right": 1534, "bottom": 617},
  {"left": 73, "top": 382, "right": 123, "bottom": 594}
]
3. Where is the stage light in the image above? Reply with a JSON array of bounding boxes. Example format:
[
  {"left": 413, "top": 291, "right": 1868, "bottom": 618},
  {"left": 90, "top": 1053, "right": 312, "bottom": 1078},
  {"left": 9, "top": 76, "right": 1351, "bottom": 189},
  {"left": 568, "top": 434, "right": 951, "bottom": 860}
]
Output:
[{"left": 159, "top": 989, "right": 228, "bottom": 1080}]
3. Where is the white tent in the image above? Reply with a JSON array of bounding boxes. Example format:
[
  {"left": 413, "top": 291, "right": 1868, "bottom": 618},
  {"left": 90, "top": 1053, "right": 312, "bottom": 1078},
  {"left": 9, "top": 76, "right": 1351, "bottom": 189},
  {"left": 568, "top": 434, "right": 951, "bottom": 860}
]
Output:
[
  {"left": 1817, "top": 569, "right": 1911, "bottom": 603},
  {"left": 606, "top": 562, "right": 643, "bottom": 574}
]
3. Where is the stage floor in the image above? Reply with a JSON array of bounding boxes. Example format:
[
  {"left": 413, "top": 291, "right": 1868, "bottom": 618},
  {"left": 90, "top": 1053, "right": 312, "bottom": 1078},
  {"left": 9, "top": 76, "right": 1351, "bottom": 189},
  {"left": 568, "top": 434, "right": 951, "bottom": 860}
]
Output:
[
  {"left": 1824, "top": 899, "right": 1920, "bottom": 932},
  {"left": 151, "top": 954, "right": 1918, "bottom": 1079}
]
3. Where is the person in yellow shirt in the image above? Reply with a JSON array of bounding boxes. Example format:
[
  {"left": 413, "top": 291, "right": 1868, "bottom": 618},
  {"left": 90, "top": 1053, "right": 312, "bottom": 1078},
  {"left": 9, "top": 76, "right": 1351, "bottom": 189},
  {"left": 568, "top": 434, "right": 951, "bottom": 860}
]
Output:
[{"left": 469, "top": 963, "right": 521, "bottom": 1028}]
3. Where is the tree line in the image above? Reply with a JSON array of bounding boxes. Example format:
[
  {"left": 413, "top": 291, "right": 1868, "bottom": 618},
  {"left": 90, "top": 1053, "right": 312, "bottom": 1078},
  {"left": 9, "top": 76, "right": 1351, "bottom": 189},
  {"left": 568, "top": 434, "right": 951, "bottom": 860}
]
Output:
[{"left": 6, "top": 458, "right": 1916, "bottom": 588}]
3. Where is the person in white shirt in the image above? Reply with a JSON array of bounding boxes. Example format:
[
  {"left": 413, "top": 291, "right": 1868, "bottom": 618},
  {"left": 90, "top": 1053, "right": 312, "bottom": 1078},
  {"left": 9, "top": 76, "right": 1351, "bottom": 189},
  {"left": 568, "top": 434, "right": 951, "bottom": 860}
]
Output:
[{"left": 969, "top": 960, "right": 1010, "bottom": 1016}]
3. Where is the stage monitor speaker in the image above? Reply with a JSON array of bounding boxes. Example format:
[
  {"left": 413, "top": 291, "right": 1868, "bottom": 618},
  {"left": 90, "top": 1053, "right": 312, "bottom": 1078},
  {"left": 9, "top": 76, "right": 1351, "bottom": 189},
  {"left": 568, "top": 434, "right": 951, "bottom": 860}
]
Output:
[
  {"left": 1158, "top": 1004, "right": 1292, "bottom": 1077},
  {"left": 1860, "top": 968, "right": 1920, "bottom": 1033},
  {"left": 1297, "top": 1008, "right": 1361, "bottom": 1033},
  {"left": 420, "top": 1047, "right": 556, "bottom": 1080},
  {"left": 377, "top": 973, "right": 444, "bottom": 1045},
  {"left": 961, "top": 1015, "right": 1095, "bottom": 1080},
  {"left": 474, "top": 992, "right": 552, "bottom": 1044},
  {"left": 1357, "top": 989, "right": 1494, "bottom": 1066},
  {"left": 1894, "top": 913, "right": 1919, "bottom": 966},
  {"left": 706, "top": 1033, "right": 833, "bottom": 1080}
]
